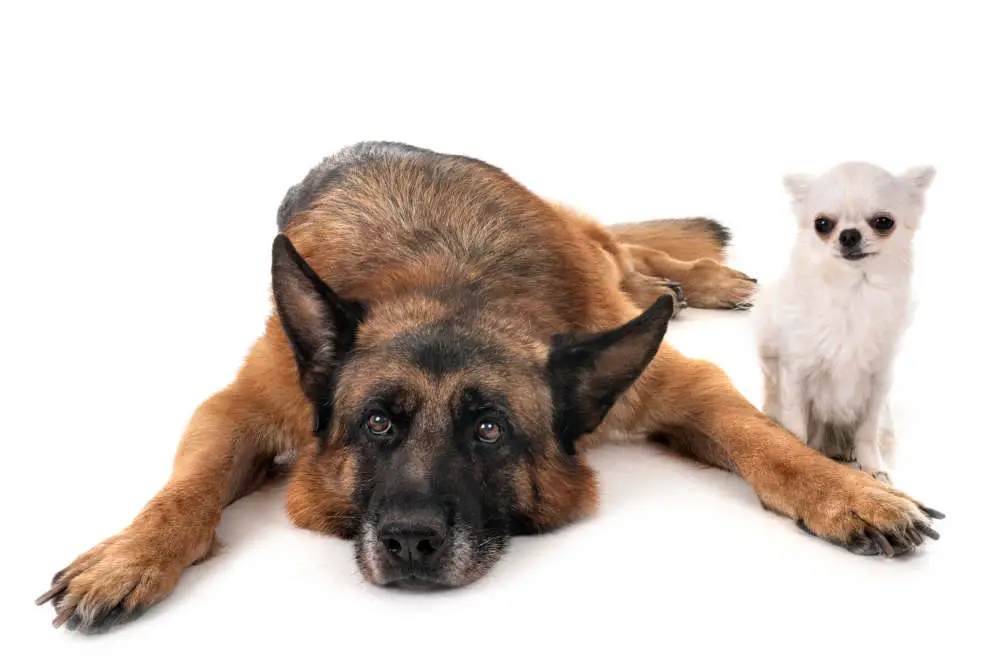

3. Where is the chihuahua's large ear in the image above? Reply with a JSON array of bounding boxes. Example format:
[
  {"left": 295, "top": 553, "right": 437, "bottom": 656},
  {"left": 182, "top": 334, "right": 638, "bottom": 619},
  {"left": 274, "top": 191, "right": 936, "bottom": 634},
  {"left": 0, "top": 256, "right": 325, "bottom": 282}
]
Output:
[
  {"left": 782, "top": 173, "right": 814, "bottom": 205},
  {"left": 901, "top": 165, "right": 936, "bottom": 194},
  {"left": 272, "top": 234, "right": 365, "bottom": 444},
  {"left": 547, "top": 295, "right": 673, "bottom": 454}
]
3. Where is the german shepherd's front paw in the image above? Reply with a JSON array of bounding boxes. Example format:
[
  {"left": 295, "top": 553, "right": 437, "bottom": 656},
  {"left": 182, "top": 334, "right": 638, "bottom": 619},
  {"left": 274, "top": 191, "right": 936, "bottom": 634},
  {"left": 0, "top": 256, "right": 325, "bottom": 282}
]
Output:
[
  {"left": 795, "top": 472, "right": 944, "bottom": 557},
  {"left": 35, "top": 532, "right": 188, "bottom": 633},
  {"left": 684, "top": 258, "right": 757, "bottom": 310}
]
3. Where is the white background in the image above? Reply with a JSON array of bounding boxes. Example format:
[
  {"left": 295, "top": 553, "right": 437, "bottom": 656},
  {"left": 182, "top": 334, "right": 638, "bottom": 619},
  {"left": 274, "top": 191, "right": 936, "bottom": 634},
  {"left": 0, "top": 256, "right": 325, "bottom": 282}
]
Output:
[{"left": 3, "top": 1, "right": 997, "bottom": 665}]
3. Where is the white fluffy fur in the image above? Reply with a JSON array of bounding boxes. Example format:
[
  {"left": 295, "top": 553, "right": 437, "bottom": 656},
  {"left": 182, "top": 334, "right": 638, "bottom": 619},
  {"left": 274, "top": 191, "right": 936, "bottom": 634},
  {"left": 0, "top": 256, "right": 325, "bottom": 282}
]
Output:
[{"left": 754, "top": 161, "right": 935, "bottom": 483}]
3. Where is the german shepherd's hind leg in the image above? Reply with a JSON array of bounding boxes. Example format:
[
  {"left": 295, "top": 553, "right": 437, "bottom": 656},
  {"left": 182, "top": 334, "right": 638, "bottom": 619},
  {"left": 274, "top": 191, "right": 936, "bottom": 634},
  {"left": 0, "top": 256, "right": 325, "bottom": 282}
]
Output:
[
  {"left": 613, "top": 345, "right": 944, "bottom": 557},
  {"left": 35, "top": 370, "right": 290, "bottom": 634},
  {"left": 548, "top": 205, "right": 713, "bottom": 314},
  {"left": 623, "top": 243, "right": 757, "bottom": 310},
  {"left": 609, "top": 218, "right": 757, "bottom": 310}
]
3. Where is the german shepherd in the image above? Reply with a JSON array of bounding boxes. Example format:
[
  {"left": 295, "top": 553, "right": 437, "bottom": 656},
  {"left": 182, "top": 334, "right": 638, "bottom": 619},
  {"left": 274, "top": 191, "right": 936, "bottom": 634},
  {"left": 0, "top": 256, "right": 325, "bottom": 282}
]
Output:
[{"left": 37, "top": 142, "right": 943, "bottom": 633}]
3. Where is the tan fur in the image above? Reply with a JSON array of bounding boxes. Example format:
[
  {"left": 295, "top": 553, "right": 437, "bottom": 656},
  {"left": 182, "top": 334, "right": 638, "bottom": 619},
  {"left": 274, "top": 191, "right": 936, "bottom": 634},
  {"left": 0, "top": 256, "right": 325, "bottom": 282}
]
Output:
[
  {"left": 38, "top": 145, "right": 940, "bottom": 632},
  {"left": 611, "top": 217, "right": 728, "bottom": 263},
  {"left": 549, "top": 202, "right": 755, "bottom": 311}
]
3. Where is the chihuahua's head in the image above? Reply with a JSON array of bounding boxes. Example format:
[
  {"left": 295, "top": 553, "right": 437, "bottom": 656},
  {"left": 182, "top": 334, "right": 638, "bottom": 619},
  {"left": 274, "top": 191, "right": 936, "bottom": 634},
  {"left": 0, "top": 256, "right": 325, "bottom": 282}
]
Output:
[{"left": 783, "top": 162, "right": 935, "bottom": 266}]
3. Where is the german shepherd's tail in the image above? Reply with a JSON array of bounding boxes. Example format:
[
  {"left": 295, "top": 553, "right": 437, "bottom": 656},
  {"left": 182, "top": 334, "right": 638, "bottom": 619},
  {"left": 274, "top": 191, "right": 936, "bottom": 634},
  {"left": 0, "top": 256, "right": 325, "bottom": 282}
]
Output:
[{"left": 608, "top": 217, "right": 731, "bottom": 263}]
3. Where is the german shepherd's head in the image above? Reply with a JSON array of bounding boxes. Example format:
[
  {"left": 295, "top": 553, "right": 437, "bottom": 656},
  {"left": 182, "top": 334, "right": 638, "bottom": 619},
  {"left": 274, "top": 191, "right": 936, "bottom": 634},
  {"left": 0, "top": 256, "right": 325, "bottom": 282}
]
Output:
[{"left": 271, "top": 232, "right": 672, "bottom": 589}]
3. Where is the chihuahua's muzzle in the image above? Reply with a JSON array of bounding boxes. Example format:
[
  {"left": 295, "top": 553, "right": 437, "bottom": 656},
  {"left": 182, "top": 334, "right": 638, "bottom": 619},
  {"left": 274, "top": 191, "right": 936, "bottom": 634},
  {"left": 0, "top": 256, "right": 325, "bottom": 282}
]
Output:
[{"left": 838, "top": 228, "right": 873, "bottom": 260}]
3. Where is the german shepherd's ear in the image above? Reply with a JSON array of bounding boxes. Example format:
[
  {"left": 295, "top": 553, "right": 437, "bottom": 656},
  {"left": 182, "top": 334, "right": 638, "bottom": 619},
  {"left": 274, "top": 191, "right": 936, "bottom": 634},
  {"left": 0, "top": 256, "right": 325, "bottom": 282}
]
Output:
[
  {"left": 271, "top": 234, "right": 365, "bottom": 443},
  {"left": 547, "top": 295, "right": 673, "bottom": 454}
]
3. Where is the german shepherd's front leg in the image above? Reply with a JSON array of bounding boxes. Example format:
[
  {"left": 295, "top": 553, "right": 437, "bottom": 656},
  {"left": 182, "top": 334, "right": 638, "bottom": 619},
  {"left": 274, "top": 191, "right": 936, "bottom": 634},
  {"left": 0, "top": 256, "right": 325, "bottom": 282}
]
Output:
[
  {"left": 35, "top": 365, "right": 296, "bottom": 633},
  {"left": 617, "top": 348, "right": 943, "bottom": 555}
]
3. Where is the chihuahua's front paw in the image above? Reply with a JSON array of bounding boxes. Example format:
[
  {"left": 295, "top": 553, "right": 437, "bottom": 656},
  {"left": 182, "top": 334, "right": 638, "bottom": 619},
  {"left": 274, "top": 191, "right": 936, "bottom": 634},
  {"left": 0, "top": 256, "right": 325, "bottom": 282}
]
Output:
[{"left": 862, "top": 467, "right": 893, "bottom": 486}]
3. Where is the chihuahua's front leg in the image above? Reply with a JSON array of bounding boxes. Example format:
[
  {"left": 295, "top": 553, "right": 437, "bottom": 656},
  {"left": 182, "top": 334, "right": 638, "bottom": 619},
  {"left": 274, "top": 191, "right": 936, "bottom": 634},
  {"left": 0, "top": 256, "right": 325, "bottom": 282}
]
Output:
[
  {"left": 854, "top": 372, "right": 893, "bottom": 484},
  {"left": 776, "top": 363, "right": 810, "bottom": 443}
]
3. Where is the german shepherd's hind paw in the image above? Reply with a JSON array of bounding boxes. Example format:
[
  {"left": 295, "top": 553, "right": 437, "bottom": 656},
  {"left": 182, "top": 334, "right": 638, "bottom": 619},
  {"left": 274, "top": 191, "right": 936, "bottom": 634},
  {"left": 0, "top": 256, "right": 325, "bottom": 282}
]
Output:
[
  {"left": 663, "top": 279, "right": 685, "bottom": 305},
  {"left": 658, "top": 279, "right": 687, "bottom": 311},
  {"left": 625, "top": 274, "right": 686, "bottom": 317},
  {"left": 683, "top": 259, "right": 758, "bottom": 310}
]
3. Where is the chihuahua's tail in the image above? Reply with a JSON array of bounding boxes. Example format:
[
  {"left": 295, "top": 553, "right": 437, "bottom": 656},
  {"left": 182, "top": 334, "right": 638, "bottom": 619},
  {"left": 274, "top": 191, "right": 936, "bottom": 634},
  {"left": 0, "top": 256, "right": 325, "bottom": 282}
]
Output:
[{"left": 608, "top": 217, "right": 731, "bottom": 263}]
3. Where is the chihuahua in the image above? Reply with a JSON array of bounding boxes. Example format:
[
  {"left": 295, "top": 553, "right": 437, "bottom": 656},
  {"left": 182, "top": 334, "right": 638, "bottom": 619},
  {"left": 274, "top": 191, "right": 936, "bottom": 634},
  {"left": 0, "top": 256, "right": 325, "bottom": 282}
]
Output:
[{"left": 755, "top": 161, "right": 935, "bottom": 484}]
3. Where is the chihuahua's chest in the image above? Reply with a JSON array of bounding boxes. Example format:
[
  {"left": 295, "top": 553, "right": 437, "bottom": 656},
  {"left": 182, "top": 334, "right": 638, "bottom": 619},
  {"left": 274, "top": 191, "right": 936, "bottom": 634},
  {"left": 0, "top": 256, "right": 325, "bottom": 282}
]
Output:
[{"left": 785, "top": 271, "right": 912, "bottom": 418}]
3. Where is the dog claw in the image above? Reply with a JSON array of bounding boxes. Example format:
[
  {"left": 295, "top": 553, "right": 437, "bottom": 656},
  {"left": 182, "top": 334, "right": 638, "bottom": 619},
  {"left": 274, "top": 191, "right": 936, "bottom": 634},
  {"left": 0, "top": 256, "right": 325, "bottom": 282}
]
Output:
[
  {"left": 919, "top": 505, "right": 945, "bottom": 520},
  {"left": 915, "top": 522, "right": 940, "bottom": 540},
  {"left": 799, "top": 512, "right": 934, "bottom": 557},
  {"left": 52, "top": 606, "right": 74, "bottom": 629},
  {"left": 866, "top": 528, "right": 895, "bottom": 557},
  {"left": 846, "top": 535, "right": 880, "bottom": 556},
  {"left": 35, "top": 580, "right": 67, "bottom": 606}
]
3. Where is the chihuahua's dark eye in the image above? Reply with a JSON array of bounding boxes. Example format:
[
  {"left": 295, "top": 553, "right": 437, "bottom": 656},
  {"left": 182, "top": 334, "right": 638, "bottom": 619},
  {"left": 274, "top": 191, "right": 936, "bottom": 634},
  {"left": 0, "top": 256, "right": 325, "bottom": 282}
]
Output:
[
  {"left": 367, "top": 412, "right": 392, "bottom": 435},
  {"left": 814, "top": 217, "right": 835, "bottom": 235},
  {"left": 871, "top": 215, "right": 895, "bottom": 233},
  {"left": 475, "top": 419, "right": 502, "bottom": 444}
]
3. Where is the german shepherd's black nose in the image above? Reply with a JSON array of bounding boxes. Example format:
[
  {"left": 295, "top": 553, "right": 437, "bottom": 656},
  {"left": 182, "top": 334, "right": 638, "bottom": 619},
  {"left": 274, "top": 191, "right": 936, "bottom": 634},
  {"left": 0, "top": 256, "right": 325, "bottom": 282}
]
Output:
[{"left": 378, "top": 510, "right": 448, "bottom": 567}]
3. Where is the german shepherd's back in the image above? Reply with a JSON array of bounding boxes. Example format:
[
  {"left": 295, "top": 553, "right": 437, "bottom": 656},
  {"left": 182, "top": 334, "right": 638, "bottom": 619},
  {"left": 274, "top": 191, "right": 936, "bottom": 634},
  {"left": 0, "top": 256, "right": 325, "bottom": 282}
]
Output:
[{"left": 274, "top": 141, "right": 731, "bottom": 331}]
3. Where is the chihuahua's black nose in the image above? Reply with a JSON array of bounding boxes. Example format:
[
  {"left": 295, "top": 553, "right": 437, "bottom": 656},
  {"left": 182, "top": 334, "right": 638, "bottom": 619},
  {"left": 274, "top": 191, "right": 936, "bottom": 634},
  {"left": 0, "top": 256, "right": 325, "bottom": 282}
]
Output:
[
  {"left": 378, "top": 510, "right": 448, "bottom": 566},
  {"left": 839, "top": 228, "right": 862, "bottom": 249}
]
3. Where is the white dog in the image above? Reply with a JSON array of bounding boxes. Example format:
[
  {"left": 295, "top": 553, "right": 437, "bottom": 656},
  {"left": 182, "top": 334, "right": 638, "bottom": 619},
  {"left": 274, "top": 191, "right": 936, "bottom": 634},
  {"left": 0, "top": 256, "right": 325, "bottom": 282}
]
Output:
[{"left": 754, "top": 162, "right": 935, "bottom": 484}]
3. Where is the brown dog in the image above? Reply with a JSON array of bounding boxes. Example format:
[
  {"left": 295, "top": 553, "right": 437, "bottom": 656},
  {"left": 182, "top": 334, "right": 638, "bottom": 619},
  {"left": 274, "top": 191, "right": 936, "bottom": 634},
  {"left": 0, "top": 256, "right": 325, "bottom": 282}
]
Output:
[{"left": 37, "top": 142, "right": 942, "bottom": 633}]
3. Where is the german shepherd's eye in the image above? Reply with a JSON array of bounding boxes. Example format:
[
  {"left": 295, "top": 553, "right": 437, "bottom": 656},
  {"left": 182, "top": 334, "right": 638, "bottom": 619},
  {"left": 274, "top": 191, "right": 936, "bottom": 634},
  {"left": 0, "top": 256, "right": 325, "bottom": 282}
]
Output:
[
  {"left": 367, "top": 412, "right": 392, "bottom": 435},
  {"left": 475, "top": 419, "right": 502, "bottom": 444},
  {"left": 814, "top": 216, "right": 835, "bottom": 235},
  {"left": 870, "top": 215, "right": 895, "bottom": 233}
]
